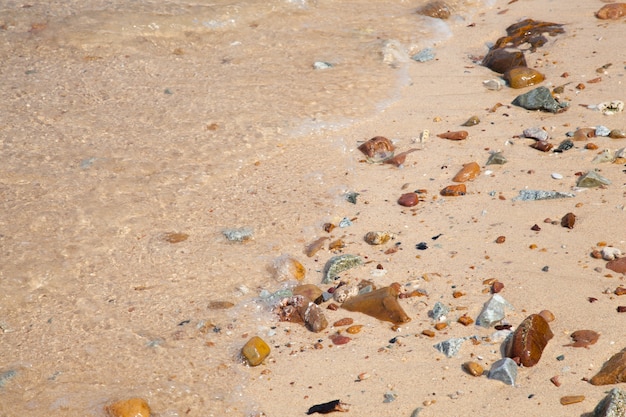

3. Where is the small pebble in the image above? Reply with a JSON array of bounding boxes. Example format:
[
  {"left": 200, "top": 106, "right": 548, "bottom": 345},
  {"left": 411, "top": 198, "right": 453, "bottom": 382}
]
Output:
[
  {"left": 596, "top": 125, "right": 611, "bottom": 137},
  {"left": 560, "top": 395, "right": 585, "bottom": 405},
  {"left": 464, "top": 361, "right": 484, "bottom": 377},
  {"left": 242, "top": 336, "right": 271, "bottom": 366},
  {"left": 551, "top": 173, "right": 563, "bottom": 179},
  {"left": 105, "top": 398, "right": 151, "bottom": 417}
]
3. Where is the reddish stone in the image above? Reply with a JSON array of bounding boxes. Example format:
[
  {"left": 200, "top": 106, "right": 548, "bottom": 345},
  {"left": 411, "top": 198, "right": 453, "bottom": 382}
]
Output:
[{"left": 398, "top": 192, "right": 419, "bottom": 207}]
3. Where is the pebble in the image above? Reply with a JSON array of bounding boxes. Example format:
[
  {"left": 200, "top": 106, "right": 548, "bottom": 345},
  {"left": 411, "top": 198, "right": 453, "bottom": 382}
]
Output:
[
  {"left": 523, "top": 127, "right": 549, "bottom": 141},
  {"left": 330, "top": 333, "right": 351, "bottom": 345},
  {"left": 596, "top": 3, "right": 626, "bottom": 19},
  {"left": 602, "top": 247, "right": 622, "bottom": 261},
  {"left": 476, "top": 294, "right": 513, "bottom": 327},
  {"left": 551, "top": 173, "right": 563, "bottom": 179},
  {"left": 313, "top": 61, "right": 333, "bottom": 70},
  {"left": 417, "top": 1, "right": 452, "bottom": 19},
  {"left": 464, "top": 361, "right": 484, "bottom": 376},
  {"left": 398, "top": 192, "right": 419, "bottom": 207},
  {"left": 609, "top": 129, "right": 626, "bottom": 139},
  {"left": 333, "top": 317, "right": 354, "bottom": 327},
  {"left": 462, "top": 116, "right": 480, "bottom": 126},
  {"left": 486, "top": 151, "right": 507, "bottom": 165},
  {"left": 594, "top": 387, "right": 626, "bottom": 417},
  {"left": 162, "top": 232, "right": 189, "bottom": 243},
  {"left": 412, "top": 48, "right": 436, "bottom": 62},
  {"left": 452, "top": 162, "right": 480, "bottom": 182},
  {"left": 512, "top": 189, "right": 575, "bottom": 201},
  {"left": 433, "top": 337, "right": 467, "bottom": 358},
  {"left": 606, "top": 257, "right": 626, "bottom": 274},
  {"left": 482, "top": 48, "right": 527, "bottom": 74},
  {"left": 105, "top": 398, "right": 151, "bottom": 417},
  {"left": 346, "top": 325, "right": 363, "bottom": 334},
  {"left": 358, "top": 136, "right": 395, "bottom": 160},
  {"left": 242, "top": 336, "right": 271, "bottom": 366},
  {"left": 561, "top": 212, "right": 576, "bottom": 229},
  {"left": 430, "top": 301, "right": 449, "bottom": 321},
  {"left": 504, "top": 67, "right": 545, "bottom": 89},
  {"left": 333, "top": 284, "right": 359, "bottom": 303},
  {"left": 437, "top": 130, "right": 469, "bottom": 140},
  {"left": 565, "top": 330, "right": 599, "bottom": 348},
  {"left": 596, "top": 125, "right": 612, "bottom": 137},
  {"left": 573, "top": 127, "right": 596, "bottom": 141},
  {"left": 364, "top": 231, "right": 394, "bottom": 245},
  {"left": 223, "top": 227, "right": 254, "bottom": 242},
  {"left": 440, "top": 184, "right": 466, "bottom": 197},
  {"left": 554, "top": 139, "right": 574, "bottom": 153},
  {"left": 341, "top": 284, "right": 411, "bottom": 324},
  {"left": 305, "top": 236, "right": 329, "bottom": 257},
  {"left": 483, "top": 79, "right": 505, "bottom": 91},
  {"left": 506, "top": 313, "right": 553, "bottom": 367},
  {"left": 531, "top": 140, "right": 553, "bottom": 152},
  {"left": 512, "top": 86, "right": 566, "bottom": 113},
  {"left": 322, "top": 254, "right": 363, "bottom": 284},
  {"left": 487, "top": 358, "right": 518, "bottom": 386},
  {"left": 293, "top": 284, "right": 323, "bottom": 303},
  {"left": 597, "top": 100, "right": 625, "bottom": 116},
  {"left": 560, "top": 395, "right": 585, "bottom": 405}
]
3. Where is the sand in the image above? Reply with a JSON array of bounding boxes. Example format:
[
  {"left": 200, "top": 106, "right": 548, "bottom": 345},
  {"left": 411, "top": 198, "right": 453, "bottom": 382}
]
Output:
[{"left": 1, "top": 0, "right": 626, "bottom": 416}]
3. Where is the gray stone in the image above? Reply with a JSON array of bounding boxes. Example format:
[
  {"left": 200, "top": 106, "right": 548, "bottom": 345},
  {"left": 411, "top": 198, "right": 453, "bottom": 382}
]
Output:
[
  {"left": 512, "top": 86, "right": 566, "bottom": 113},
  {"left": 433, "top": 337, "right": 467, "bottom": 358},
  {"left": 476, "top": 294, "right": 513, "bottom": 328},
  {"left": 222, "top": 227, "right": 254, "bottom": 242},
  {"left": 487, "top": 358, "right": 517, "bottom": 386},
  {"left": 577, "top": 170, "right": 611, "bottom": 188},
  {"left": 512, "top": 189, "right": 575, "bottom": 201},
  {"left": 486, "top": 151, "right": 507, "bottom": 165},
  {"left": 430, "top": 301, "right": 449, "bottom": 321},
  {"left": 411, "top": 48, "right": 436, "bottom": 63},
  {"left": 523, "top": 127, "right": 549, "bottom": 141},
  {"left": 594, "top": 387, "right": 626, "bottom": 417}
]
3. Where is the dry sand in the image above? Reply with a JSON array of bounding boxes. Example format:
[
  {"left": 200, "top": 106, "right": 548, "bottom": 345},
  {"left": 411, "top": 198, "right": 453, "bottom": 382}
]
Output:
[{"left": 1, "top": 0, "right": 626, "bottom": 416}]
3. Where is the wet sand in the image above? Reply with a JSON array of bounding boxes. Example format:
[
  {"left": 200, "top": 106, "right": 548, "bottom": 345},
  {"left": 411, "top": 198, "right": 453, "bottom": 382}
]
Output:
[{"left": 1, "top": 0, "right": 626, "bottom": 416}]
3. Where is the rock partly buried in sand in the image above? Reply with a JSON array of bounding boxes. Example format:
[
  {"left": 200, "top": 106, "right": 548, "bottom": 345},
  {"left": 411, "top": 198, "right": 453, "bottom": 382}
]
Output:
[
  {"left": 105, "top": 398, "right": 151, "bottom": 417},
  {"left": 564, "top": 330, "right": 600, "bottom": 348},
  {"left": 358, "top": 136, "right": 395, "bottom": 162},
  {"left": 504, "top": 67, "right": 545, "bottom": 89},
  {"left": 488, "top": 358, "right": 518, "bottom": 386},
  {"left": 590, "top": 348, "right": 626, "bottom": 385},
  {"left": 342, "top": 284, "right": 410, "bottom": 324},
  {"left": 607, "top": 257, "right": 626, "bottom": 274},
  {"left": 512, "top": 86, "right": 566, "bottom": 113},
  {"left": 417, "top": 1, "right": 452, "bottom": 19},
  {"left": 594, "top": 387, "right": 626, "bottom": 417},
  {"left": 242, "top": 336, "right": 271, "bottom": 366},
  {"left": 452, "top": 162, "right": 480, "bottom": 182},
  {"left": 596, "top": 3, "right": 626, "bottom": 19},
  {"left": 506, "top": 313, "right": 554, "bottom": 367}
]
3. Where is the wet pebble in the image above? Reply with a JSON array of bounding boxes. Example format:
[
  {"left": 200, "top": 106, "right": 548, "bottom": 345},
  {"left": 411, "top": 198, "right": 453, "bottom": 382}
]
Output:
[
  {"left": 105, "top": 398, "right": 151, "bottom": 417},
  {"left": 504, "top": 67, "right": 545, "bottom": 89},
  {"left": 358, "top": 136, "right": 395, "bottom": 161},
  {"left": 482, "top": 48, "right": 526, "bottom": 74},
  {"left": 565, "top": 330, "right": 599, "bottom": 348},
  {"left": 506, "top": 314, "right": 553, "bottom": 367},
  {"left": 271, "top": 255, "right": 306, "bottom": 282},
  {"left": 440, "top": 184, "right": 466, "bottom": 196},
  {"left": 417, "top": 1, "right": 452, "bottom": 19},
  {"left": 452, "top": 162, "right": 480, "bottom": 182},
  {"left": 242, "top": 336, "right": 271, "bottom": 366}
]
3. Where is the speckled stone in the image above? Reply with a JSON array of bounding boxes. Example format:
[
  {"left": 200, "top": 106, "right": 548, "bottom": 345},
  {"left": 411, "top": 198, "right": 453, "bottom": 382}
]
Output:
[{"left": 594, "top": 388, "right": 626, "bottom": 417}]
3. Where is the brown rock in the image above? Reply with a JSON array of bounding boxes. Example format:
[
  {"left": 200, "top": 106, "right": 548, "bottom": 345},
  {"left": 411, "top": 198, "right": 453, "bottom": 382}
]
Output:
[
  {"left": 293, "top": 284, "right": 323, "bottom": 303},
  {"left": 270, "top": 255, "right": 306, "bottom": 281},
  {"left": 590, "top": 348, "right": 626, "bottom": 385},
  {"left": 333, "top": 317, "right": 354, "bottom": 327},
  {"left": 573, "top": 127, "right": 596, "bottom": 141},
  {"left": 105, "top": 398, "right": 151, "bottom": 417},
  {"left": 330, "top": 333, "right": 351, "bottom": 345},
  {"left": 452, "top": 162, "right": 480, "bottom": 182},
  {"left": 242, "top": 336, "right": 271, "bottom": 366},
  {"left": 496, "top": 236, "right": 506, "bottom": 244},
  {"left": 417, "top": 1, "right": 452, "bottom": 19},
  {"left": 560, "top": 395, "right": 585, "bottom": 405},
  {"left": 437, "top": 130, "right": 468, "bottom": 140},
  {"left": 298, "top": 300, "right": 329, "bottom": 333},
  {"left": 561, "top": 212, "right": 576, "bottom": 229},
  {"left": 531, "top": 140, "right": 553, "bottom": 152},
  {"left": 346, "top": 325, "right": 363, "bottom": 334},
  {"left": 457, "top": 315, "right": 474, "bottom": 326},
  {"left": 358, "top": 136, "right": 395, "bottom": 159},
  {"left": 564, "top": 330, "right": 599, "bottom": 348},
  {"left": 342, "top": 284, "right": 411, "bottom": 324},
  {"left": 162, "top": 232, "right": 189, "bottom": 243},
  {"left": 398, "top": 192, "right": 419, "bottom": 207},
  {"left": 384, "top": 149, "right": 418, "bottom": 167},
  {"left": 304, "top": 236, "right": 328, "bottom": 257},
  {"left": 506, "top": 313, "right": 553, "bottom": 367},
  {"left": 440, "top": 184, "right": 466, "bottom": 196},
  {"left": 596, "top": 3, "right": 626, "bottom": 19},
  {"left": 463, "top": 361, "right": 484, "bottom": 376},
  {"left": 607, "top": 257, "right": 626, "bottom": 274},
  {"left": 482, "top": 48, "right": 527, "bottom": 74},
  {"left": 504, "top": 67, "right": 545, "bottom": 89},
  {"left": 615, "top": 287, "right": 626, "bottom": 296}
]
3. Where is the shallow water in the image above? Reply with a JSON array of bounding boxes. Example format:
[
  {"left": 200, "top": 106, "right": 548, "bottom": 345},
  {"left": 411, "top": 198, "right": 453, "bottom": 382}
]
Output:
[{"left": 0, "top": 1, "right": 492, "bottom": 415}]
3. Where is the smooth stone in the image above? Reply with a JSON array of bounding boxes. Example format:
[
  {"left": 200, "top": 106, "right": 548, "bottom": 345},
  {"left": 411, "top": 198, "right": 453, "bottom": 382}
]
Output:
[
  {"left": 512, "top": 189, "right": 575, "bottom": 201},
  {"left": 488, "top": 358, "right": 518, "bottom": 386},
  {"left": 523, "top": 127, "right": 549, "bottom": 141},
  {"left": 464, "top": 361, "right": 484, "bottom": 376},
  {"left": 358, "top": 136, "right": 395, "bottom": 162},
  {"left": 506, "top": 314, "right": 553, "bottom": 367},
  {"left": 596, "top": 3, "right": 626, "bottom": 19},
  {"left": 440, "top": 184, "right": 466, "bottom": 196},
  {"left": 591, "top": 348, "right": 626, "bottom": 385},
  {"left": 462, "top": 116, "right": 480, "bottom": 126},
  {"left": 596, "top": 125, "right": 611, "bottom": 137},
  {"left": 573, "top": 127, "right": 596, "bottom": 141},
  {"left": 242, "top": 336, "right": 271, "bottom": 366},
  {"left": 594, "top": 387, "right": 626, "bottom": 417},
  {"left": 452, "top": 162, "right": 480, "bottom": 182},
  {"left": 504, "top": 67, "right": 545, "bottom": 89},
  {"left": 482, "top": 48, "right": 527, "bottom": 74},
  {"left": 342, "top": 284, "right": 411, "bottom": 324},
  {"left": 483, "top": 79, "right": 506, "bottom": 91},
  {"left": 607, "top": 258, "right": 626, "bottom": 274},
  {"left": 512, "top": 86, "right": 564, "bottom": 113},
  {"left": 476, "top": 294, "right": 513, "bottom": 328},
  {"left": 551, "top": 173, "right": 563, "bottom": 179},
  {"left": 609, "top": 129, "right": 626, "bottom": 139},
  {"left": 313, "top": 61, "right": 333, "bottom": 70},
  {"left": 602, "top": 247, "right": 622, "bottom": 261},
  {"left": 433, "top": 337, "right": 467, "bottom": 358},
  {"left": 398, "top": 192, "right": 419, "bottom": 207},
  {"left": 577, "top": 171, "right": 611, "bottom": 188},
  {"left": 105, "top": 398, "right": 151, "bottom": 417}
]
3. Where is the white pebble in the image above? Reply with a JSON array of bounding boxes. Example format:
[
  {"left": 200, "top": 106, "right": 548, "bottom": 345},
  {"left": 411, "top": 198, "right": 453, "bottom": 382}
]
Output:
[
  {"left": 551, "top": 172, "right": 563, "bottom": 179},
  {"left": 602, "top": 247, "right": 622, "bottom": 261}
]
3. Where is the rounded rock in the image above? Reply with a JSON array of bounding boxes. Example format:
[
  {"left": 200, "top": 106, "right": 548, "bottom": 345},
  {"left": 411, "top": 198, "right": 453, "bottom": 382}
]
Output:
[
  {"left": 105, "top": 398, "right": 151, "bottom": 417},
  {"left": 242, "top": 336, "right": 271, "bottom": 366},
  {"left": 398, "top": 192, "right": 419, "bottom": 207},
  {"left": 463, "top": 361, "right": 484, "bottom": 377},
  {"left": 504, "top": 67, "right": 545, "bottom": 89}
]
